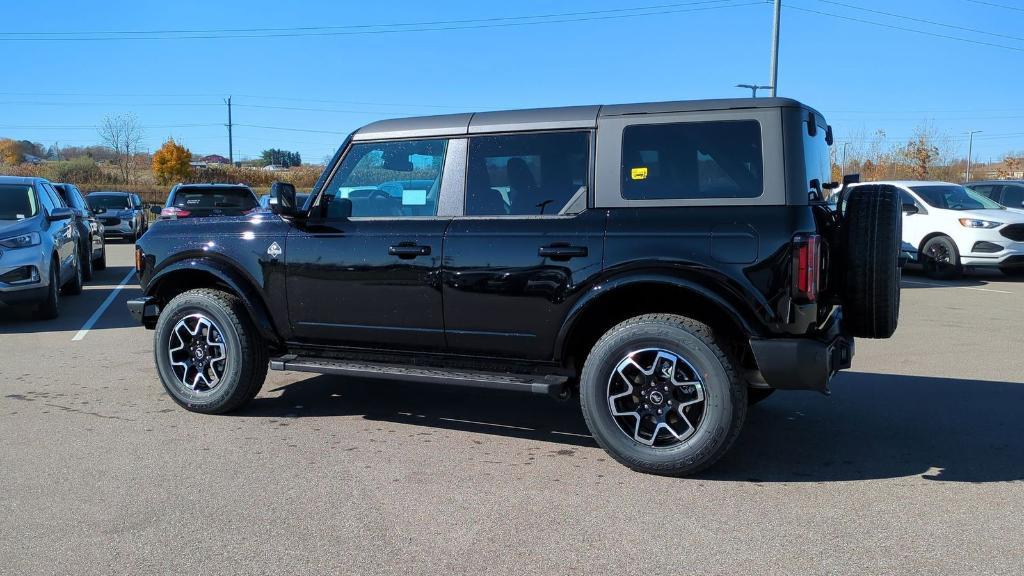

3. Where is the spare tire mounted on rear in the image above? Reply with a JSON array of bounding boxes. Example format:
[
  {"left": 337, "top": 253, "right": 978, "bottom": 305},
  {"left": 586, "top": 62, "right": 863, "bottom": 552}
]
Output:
[{"left": 840, "top": 185, "right": 902, "bottom": 339}]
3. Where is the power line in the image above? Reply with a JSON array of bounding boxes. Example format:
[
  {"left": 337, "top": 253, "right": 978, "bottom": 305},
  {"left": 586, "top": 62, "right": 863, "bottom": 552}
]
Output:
[
  {"left": 233, "top": 124, "right": 341, "bottom": 134},
  {"left": 787, "top": 4, "right": 1024, "bottom": 52},
  {"left": 815, "top": 0, "right": 1024, "bottom": 42},
  {"left": 0, "top": 123, "right": 220, "bottom": 130},
  {"left": 967, "top": 0, "right": 1024, "bottom": 13},
  {"left": 0, "top": 1, "right": 761, "bottom": 41}
]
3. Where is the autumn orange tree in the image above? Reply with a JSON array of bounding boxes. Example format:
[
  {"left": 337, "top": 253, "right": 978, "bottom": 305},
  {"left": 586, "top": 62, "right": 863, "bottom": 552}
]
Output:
[
  {"left": 0, "top": 138, "right": 23, "bottom": 165},
  {"left": 152, "top": 138, "right": 192, "bottom": 184}
]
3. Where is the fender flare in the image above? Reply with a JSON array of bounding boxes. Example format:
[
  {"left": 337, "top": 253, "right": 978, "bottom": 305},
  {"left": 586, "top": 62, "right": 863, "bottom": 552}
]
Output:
[
  {"left": 147, "top": 258, "right": 283, "bottom": 346},
  {"left": 554, "top": 272, "right": 765, "bottom": 362}
]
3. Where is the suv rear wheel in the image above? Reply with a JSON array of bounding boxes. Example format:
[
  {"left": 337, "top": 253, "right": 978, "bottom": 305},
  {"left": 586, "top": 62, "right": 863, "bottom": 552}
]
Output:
[
  {"left": 579, "top": 314, "right": 746, "bottom": 476},
  {"left": 154, "top": 288, "right": 268, "bottom": 414}
]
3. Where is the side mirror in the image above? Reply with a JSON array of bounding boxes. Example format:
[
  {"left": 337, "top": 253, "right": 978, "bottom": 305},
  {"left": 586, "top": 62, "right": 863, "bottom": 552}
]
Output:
[
  {"left": 49, "top": 207, "right": 74, "bottom": 221},
  {"left": 149, "top": 205, "right": 162, "bottom": 215},
  {"left": 270, "top": 181, "right": 297, "bottom": 216},
  {"left": 902, "top": 202, "right": 919, "bottom": 215}
]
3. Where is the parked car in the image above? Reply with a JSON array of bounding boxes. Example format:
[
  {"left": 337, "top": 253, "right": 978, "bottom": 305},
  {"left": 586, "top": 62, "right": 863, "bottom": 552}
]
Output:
[
  {"left": 0, "top": 176, "right": 83, "bottom": 318},
  {"left": 849, "top": 180, "right": 1024, "bottom": 278},
  {"left": 86, "top": 191, "right": 147, "bottom": 242},
  {"left": 53, "top": 183, "right": 106, "bottom": 280},
  {"left": 966, "top": 180, "right": 1024, "bottom": 212},
  {"left": 156, "top": 183, "right": 259, "bottom": 219},
  {"left": 128, "top": 98, "right": 902, "bottom": 476}
]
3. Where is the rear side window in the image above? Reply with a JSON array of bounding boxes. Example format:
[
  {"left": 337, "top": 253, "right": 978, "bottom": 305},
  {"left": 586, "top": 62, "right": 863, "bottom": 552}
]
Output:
[
  {"left": 466, "top": 131, "right": 589, "bottom": 216},
  {"left": 967, "top": 184, "right": 997, "bottom": 199},
  {"left": 621, "top": 120, "right": 763, "bottom": 200},
  {"left": 1002, "top": 185, "right": 1024, "bottom": 208}
]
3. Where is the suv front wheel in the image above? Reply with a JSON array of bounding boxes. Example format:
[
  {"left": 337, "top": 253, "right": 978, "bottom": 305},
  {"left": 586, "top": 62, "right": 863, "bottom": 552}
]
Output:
[
  {"left": 154, "top": 288, "right": 268, "bottom": 414},
  {"left": 579, "top": 314, "right": 747, "bottom": 476}
]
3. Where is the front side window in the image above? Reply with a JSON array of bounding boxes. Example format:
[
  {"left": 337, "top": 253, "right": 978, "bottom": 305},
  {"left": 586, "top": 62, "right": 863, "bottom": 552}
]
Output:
[
  {"left": 621, "top": 120, "right": 763, "bottom": 200},
  {"left": 321, "top": 139, "right": 446, "bottom": 218},
  {"left": 911, "top": 185, "right": 1004, "bottom": 211},
  {"left": 465, "top": 131, "right": 589, "bottom": 216},
  {"left": 0, "top": 185, "right": 39, "bottom": 220}
]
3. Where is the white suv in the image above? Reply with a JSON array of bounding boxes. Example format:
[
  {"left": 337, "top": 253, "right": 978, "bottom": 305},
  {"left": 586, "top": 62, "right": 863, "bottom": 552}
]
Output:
[{"left": 848, "top": 181, "right": 1024, "bottom": 279}]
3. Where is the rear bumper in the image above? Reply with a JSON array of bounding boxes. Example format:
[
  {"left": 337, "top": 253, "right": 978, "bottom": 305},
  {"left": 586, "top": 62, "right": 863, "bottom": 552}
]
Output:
[
  {"left": 748, "top": 333, "right": 854, "bottom": 393},
  {"left": 127, "top": 296, "right": 160, "bottom": 328}
]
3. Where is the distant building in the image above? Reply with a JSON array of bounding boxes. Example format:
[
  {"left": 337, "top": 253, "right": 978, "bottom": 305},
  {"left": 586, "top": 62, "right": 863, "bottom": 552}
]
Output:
[
  {"left": 190, "top": 161, "right": 208, "bottom": 169},
  {"left": 262, "top": 164, "right": 288, "bottom": 172},
  {"left": 201, "top": 154, "right": 230, "bottom": 164}
]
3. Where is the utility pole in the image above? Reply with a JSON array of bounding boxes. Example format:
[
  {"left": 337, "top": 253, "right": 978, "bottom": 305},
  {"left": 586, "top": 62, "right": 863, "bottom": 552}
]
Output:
[
  {"left": 736, "top": 84, "right": 773, "bottom": 97},
  {"left": 841, "top": 142, "right": 849, "bottom": 176},
  {"left": 769, "top": 0, "right": 781, "bottom": 97},
  {"left": 965, "top": 130, "right": 982, "bottom": 182},
  {"left": 225, "top": 96, "right": 234, "bottom": 166}
]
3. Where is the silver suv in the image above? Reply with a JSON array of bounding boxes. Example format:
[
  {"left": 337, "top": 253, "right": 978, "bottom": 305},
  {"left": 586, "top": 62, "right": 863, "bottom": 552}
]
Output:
[
  {"left": 0, "top": 176, "right": 83, "bottom": 318},
  {"left": 86, "top": 191, "right": 147, "bottom": 242}
]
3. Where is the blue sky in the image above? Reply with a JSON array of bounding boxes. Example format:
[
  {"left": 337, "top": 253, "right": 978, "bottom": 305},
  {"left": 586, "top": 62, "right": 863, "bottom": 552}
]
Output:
[{"left": 2, "top": 0, "right": 1021, "bottom": 164}]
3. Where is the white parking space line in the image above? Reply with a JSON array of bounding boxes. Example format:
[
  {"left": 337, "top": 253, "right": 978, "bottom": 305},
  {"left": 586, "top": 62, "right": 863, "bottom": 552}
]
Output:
[
  {"left": 901, "top": 279, "right": 1014, "bottom": 294},
  {"left": 71, "top": 269, "right": 138, "bottom": 342}
]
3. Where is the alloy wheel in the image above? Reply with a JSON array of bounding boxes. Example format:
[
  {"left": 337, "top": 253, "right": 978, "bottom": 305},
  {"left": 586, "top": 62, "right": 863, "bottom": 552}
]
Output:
[{"left": 167, "top": 313, "right": 228, "bottom": 392}]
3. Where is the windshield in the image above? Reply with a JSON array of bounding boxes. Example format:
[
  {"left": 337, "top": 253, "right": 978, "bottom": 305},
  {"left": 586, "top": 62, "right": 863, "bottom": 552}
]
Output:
[
  {"left": 88, "top": 194, "right": 132, "bottom": 210},
  {"left": 910, "top": 185, "right": 1004, "bottom": 211},
  {"left": 0, "top": 185, "right": 39, "bottom": 220},
  {"left": 171, "top": 187, "right": 257, "bottom": 211}
]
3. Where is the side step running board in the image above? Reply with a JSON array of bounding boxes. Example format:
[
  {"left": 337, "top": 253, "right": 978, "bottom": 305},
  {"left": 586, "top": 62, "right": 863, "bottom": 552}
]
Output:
[{"left": 270, "top": 355, "right": 570, "bottom": 399}]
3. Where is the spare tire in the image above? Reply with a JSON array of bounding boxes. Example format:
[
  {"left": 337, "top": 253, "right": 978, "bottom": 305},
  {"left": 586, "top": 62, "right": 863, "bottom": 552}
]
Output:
[{"left": 841, "top": 185, "right": 902, "bottom": 338}]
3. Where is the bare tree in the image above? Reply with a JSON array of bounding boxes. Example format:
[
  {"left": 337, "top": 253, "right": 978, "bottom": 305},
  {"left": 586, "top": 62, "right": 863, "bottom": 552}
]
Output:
[{"left": 99, "top": 113, "right": 145, "bottom": 183}]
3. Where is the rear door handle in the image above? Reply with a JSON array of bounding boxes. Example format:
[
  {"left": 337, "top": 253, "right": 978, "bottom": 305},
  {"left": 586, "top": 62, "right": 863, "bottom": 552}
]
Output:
[
  {"left": 538, "top": 244, "right": 588, "bottom": 260},
  {"left": 389, "top": 243, "right": 431, "bottom": 259}
]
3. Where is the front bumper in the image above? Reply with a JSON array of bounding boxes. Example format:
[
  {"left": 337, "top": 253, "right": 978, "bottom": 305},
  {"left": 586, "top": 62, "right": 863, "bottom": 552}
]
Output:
[
  {"left": 0, "top": 247, "right": 49, "bottom": 305},
  {"left": 748, "top": 332, "right": 854, "bottom": 393},
  {"left": 103, "top": 221, "right": 136, "bottom": 237},
  {"left": 127, "top": 296, "right": 160, "bottom": 328},
  {"left": 952, "top": 227, "right": 1024, "bottom": 267}
]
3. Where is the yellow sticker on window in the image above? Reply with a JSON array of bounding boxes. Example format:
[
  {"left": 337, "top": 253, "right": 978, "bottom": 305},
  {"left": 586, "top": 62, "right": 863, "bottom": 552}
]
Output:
[{"left": 631, "top": 167, "right": 648, "bottom": 180}]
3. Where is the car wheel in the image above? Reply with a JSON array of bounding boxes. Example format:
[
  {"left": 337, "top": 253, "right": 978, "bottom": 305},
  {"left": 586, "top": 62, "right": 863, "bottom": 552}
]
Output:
[
  {"left": 35, "top": 259, "right": 60, "bottom": 320},
  {"left": 579, "top": 313, "right": 746, "bottom": 476},
  {"left": 747, "top": 388, "right": 775, "bottom": 406},
  {"left": 921, "top": 235, "right": 962, "bottom": 280},
  {"left": 154, "top": 288, "right": 268, "bottom": 414},
  {"left": 63, "top": 252, "right": 83, "bottom": 295},
  {"left": 80, "top": 241, "right": 94, "bottom": 282},
  {"left": 841, "top": 185, "right": 902, "bottom": 338},
  {"left": 94, "top": 243, "right": 107, "bottom": 271}
]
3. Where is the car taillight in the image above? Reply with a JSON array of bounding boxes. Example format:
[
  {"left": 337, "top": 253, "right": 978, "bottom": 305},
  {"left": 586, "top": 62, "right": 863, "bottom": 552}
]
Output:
[
  {"left": 793, "top": 234, "right": 821, "bottom": 302},
  {"left": 160, "top": 207, "right": 190, "bottom": 218}
]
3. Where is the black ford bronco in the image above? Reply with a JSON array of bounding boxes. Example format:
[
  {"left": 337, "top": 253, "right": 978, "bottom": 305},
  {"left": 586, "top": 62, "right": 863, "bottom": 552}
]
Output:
[{"left": 128, "top": 98, "right": 901, "bottom": 475}]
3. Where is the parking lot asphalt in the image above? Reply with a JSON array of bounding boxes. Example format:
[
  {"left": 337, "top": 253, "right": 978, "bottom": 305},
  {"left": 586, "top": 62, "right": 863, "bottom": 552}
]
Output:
[{"left": 2, "top": 243, "right": 1022, "bottom": 575}]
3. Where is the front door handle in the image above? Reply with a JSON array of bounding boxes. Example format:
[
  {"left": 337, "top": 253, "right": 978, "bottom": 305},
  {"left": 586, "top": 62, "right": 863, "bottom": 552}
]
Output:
[
  {"left": 389, "top": 243, "right": 431, "bottom": 259},
  {"left": 538, "top": 243, "right": 588, "bottom": 260}
]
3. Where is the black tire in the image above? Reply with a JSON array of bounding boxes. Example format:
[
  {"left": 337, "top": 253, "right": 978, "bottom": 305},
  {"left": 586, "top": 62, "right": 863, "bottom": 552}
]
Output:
[
  {"left": 842, "top": 185, "right": 902, "bottom": 338},
  {"left": 35, "top": 259, "right": 60, "bottom": 320},
  {"left": 747, "top": 388, "right": 775, "bottom": 406},
  {"left": 63, "top": 252, "right": 83, "bottom": 296},
  {"left": 579, "top": 314, "right": 746, "bottom": 477},
  {"left": 154, "top": 288, "right": 268, "bottom": 414},
  {"left": 94, "top": 243, "right": 107, "bottom": 271},
  {"left": 80, "top": 240, "right": 94, "bottom": 282},
  {"left": 921, "top": 235, "right": 962, "bottom": 280}
]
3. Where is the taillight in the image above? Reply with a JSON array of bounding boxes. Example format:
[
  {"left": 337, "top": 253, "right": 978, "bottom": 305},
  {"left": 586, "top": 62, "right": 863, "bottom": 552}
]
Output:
[
  {"left": 160, "top": 207, "right": 190, "bottom": 218},
  {"left": 793, "top": 234, "right": 821, "bottom": 302}
]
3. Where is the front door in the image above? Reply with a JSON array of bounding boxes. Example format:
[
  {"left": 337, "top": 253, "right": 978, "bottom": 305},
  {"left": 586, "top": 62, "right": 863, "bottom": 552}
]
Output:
[
  {"left": 286, "top": 138, "right": 453, "bottom": 351},
  {"left": 442, "top": 130, "right": 604, "bottom": 360}
]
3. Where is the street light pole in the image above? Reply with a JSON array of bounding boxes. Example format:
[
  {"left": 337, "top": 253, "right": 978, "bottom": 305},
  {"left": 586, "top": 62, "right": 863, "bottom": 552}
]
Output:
[
  {"left": 769, "top": 0, "right": 781, "bottom": 97},
  {"left": 966, "top": 130, "right": 982, "bottom": 182}
]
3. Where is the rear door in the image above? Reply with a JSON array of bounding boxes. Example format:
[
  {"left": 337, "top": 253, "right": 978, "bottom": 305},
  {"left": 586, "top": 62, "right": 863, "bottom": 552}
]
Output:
[
  {"left": 442, "top": 131, "right": 604, "bottom": 360},
  {"left": 286, "top": 138, "right": 458, "bottom": 351}
]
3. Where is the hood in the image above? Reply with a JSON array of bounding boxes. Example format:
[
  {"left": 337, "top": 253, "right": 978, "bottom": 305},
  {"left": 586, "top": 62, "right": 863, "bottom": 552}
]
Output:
[
  {"left": 0, "top": 216, "right": 40, "bottom": 238},
  {"left": 954, "top": 208, "right": 1024, "bottom": 224}
]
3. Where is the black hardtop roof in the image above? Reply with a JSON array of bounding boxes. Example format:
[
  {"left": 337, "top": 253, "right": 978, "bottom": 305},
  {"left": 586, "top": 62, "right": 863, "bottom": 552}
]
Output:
[{"left": 352, "top": 97, "right": 815, "bottom": 141}]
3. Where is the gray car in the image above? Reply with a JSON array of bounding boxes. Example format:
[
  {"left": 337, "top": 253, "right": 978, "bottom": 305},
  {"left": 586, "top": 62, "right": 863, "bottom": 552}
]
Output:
[
  {"left": 86, "top": 191, "right": 147, "bottom": 242},
  {"left": 966, "top": 180, "right": 1024, "bottom": 211},
  {"left": 0, "top": 176, "right": 83, "bottom": 318}
]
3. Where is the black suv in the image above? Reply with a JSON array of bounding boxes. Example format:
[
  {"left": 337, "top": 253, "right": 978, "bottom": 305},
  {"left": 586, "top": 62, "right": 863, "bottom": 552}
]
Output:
[
  {"left": 128, "top": 98, "right": 902, "bottom": 475},
  {"left": 156, "top": 183, "right": 259, "bottom": 219},
  {"left": 53, "top": 183, "right": 107, "bottom": 280}
]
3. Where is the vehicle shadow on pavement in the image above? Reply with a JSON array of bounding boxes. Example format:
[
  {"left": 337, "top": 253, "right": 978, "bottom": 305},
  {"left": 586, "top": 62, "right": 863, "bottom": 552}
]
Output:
[
  {"left": 0, "top": 266, "right": 139, "bottom": 335},
  {"left": 243, "top": 375, "right": 597, "bottom": 448},
  {"left": 900, "top": 268, "right": 1021, "bottom": 288},
  {"left": 707, "top": 371, "right": 1024, "bottom": 483}
]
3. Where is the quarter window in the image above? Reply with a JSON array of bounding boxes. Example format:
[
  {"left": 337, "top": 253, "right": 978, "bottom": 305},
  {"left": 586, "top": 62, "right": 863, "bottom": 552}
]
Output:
[
  {"left": 465, "top": 131, "right": 589, "bottom": 216},
  {"left": 621, "top": 120, "right": 764, "bottom": 200},
  {"left": 321, "top": 139, "right": 446, "bottom": 218}
]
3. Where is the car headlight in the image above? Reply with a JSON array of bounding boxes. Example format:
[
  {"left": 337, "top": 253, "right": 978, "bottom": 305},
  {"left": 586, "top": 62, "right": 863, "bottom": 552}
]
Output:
[
  {"left": 958, "top": 218, "right": 1002, "bottom": 229},
  {"left": 0, "top": 232, "right": 41, "bottom": 249}
]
